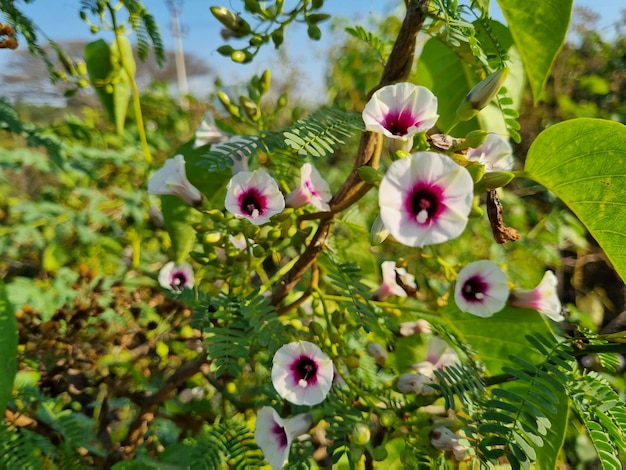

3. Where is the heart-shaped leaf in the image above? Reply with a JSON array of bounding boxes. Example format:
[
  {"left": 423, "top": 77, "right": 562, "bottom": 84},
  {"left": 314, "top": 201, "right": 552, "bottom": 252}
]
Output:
[
  {"left": 525, "top": 118, "right": 626, "bottom": 283},
  {"left": 497, "top": 0, "right": 573, "bottom": 103}
]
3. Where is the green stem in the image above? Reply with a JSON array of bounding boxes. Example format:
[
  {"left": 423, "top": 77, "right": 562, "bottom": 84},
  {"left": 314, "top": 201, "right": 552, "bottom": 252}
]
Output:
[{"left": 107, "top": 3, "right": 152, "bottom": 165}]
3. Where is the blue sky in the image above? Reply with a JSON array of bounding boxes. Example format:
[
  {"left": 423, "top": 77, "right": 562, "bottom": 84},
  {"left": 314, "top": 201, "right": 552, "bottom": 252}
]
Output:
[{"left": 1, "top": 1, "right": 622, "bottom": 104}]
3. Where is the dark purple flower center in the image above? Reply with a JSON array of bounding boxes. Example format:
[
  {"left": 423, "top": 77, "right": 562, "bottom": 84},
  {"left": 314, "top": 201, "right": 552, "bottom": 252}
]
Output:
[
  {"left": 407, "top": 185, "right": 443, "bottom": 224},
  {"left": 291, "top": 355, "right": 318, "bottom": 387},
  {"left": 382, "top": 109, "right": 419, "bottom": 136},
  {"left": 462, "top": 276, "right": 488, "bottom": 303},
  {"left": 271, "top": 422, "right": 288, "bottom": 449},
  {"left": 304, "top": 179, "right": 318, "bottom": 197},
  {"left": 239, "top": 188, "right": 266, "bottom": 216},
  {"left": 171, "top": 272, "right": 187, "bottom": 289}
]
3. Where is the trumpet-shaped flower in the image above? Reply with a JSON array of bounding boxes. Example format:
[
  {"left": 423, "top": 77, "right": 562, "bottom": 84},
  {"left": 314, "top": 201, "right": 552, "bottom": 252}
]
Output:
[
  {"left": 285, "top": 163, "right": 332, "bottom": 211},
  {"left": 272, "top": 341, "right": 334, "bottom": 406},
  {"left": 412, "top": 336, "right": 460, "bottom": 377},
  {"left": 225, "top": 170, "right": 285, "bottom": 225},
  {"left": 193, "top": 115, "right": 229, "bottom": 148},
  {"left": 366, "top": 341, "right": 388, "bottom": 367},
  {"left": 158, "top": 261, "right": 195, "bottom": 292},
  {"left": 363, "top": 83, "right": 438, "bottom": 152},
  {"left": 378, "top": 152, "right": 474, "bottom": 247},
  {"left": 466, "top": 134, "right": 514, "bottom": 172},
  {"left": 396, "top": 372, "right": 436, "bottom": 395},
  {"left": 255, "top": 406, "right": 312, "bottom": 470},
  {"left": 373, "top": 261, "right": 416, "bottom": 301},
  {"left": 509, "top": 271, "right": 564, "bottom": 322},
  {"left": 431, "top": 427, "right": 470, "bottom": 461},
  {"left": 454, "top": 260, "right": 509, "bottom": 317},
  {"left": 148, "top": 154, "right": 203, "bottom": 207}
]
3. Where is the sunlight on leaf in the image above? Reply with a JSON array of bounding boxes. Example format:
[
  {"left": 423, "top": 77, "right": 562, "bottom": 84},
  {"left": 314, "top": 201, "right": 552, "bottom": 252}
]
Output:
[
  {"left": 497, "top": 0, "right": 573, "bottom": 103},
  {"left": 525, "top": 118, "right": 626, "bottom": 283}
]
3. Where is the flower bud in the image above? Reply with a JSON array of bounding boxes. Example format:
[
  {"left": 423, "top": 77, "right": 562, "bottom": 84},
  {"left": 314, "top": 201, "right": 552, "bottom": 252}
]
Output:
[
  {"left": 366, "top": 341, "right": 388, "bottom": 366},
  {"left": 483, "top": 170, "right": 515, "bottom": 189},
  {"left": 210, "top": 6, "right": 251, "bottom": 36},
  {"left": 456, "top": 67, "right": 510, "bottom": 121},
  {"left": 240, "top": 95, "right": 260, "bottom": 120},
  {"left": 351, "top": 422, "right": 371, "bottom": 446},
  {"left": 369, "top": 214, "right": 389, "bottom": 246},
  {"left": 396, "top": 372, "right": 436, "bottom": 395}
]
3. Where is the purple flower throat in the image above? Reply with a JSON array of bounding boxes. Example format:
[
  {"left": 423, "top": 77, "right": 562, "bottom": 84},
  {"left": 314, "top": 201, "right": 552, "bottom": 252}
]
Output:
[{"left": 383, "top": 109, "right": 419, "bottom": 136}]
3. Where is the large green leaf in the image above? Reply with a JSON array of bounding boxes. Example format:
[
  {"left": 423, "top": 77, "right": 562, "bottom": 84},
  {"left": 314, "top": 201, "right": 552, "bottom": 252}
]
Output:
[
  {"left": 0, "top": 280, "right": 18, "bottom": 415},
  {"left": 497, "top": 0, "right": 572, "bottom": 103},
  {"left": 441, "top": 304, "right": 552, "bottom": 375},
  {"left": 161, "top": 195, "right": 199, "bottom": 265},
  {"left": 525, "top": 118, "right": 626, "bottom": 283}
]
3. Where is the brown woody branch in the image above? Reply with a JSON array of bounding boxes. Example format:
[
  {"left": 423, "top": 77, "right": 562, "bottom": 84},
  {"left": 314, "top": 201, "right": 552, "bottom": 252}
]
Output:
[{"left": 270, "top": 0, "right": 430, "bottom": 306}]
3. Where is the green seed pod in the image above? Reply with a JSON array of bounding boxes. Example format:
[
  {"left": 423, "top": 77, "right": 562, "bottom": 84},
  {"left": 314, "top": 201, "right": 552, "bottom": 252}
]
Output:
[
  {"left": 456, "top": 67, "right": 510, "bottom": 121},
  {"left": 273, "top": 207, "right": 293, "bottom": 222}
]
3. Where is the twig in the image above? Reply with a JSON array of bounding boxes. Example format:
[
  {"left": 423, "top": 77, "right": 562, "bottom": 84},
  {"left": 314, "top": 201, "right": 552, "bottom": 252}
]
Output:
[{"left": 270, "top": 0, "right": 431, "bottom": 306}]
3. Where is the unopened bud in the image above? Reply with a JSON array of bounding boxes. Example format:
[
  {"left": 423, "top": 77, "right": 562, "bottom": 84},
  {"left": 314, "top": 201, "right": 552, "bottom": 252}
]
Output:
[
  {"left": 454, "top": 130, "right": 488, "bottom": 151},
  {"left": 259, "top": 69, "right": 271, "bottom": 95},
  {"left": 351, "top": 422, "right": 371, "bottom": 446},
  {"left": 210, "top": 6, "right": 251, "bottom": 36},
  {"left": 456, "top": 67, "right": 510, "bottom": 121},
  {"left": 239, "top": 95, "right": 260, "bottom": 120},
  {"left": 366, "top": 341, "right": 388, "bottom": 366},
  {"left": 370, "top": 214, "right": 389, "bottom": 246},
  {"left": 483, "top": 170, "right": 515, "bottom": 189},
  {"left": 396, "top": 372, "right": 436, "bottom": 395}
]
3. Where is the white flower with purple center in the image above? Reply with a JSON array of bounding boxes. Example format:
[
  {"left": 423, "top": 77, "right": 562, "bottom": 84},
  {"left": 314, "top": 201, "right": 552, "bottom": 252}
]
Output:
[
  {"left": 148, "top": 154, "right": 203, "bottom": 207},
  {"left": 466, "top": 134, "right": 514, "bottom": 172},
  {"left": 509, "top": 271, "right": 564, "bottom": 322},
  {"left": 255, "top": 406, "right": 312, "bottom": 470},
  {"left": 158, "top": 261, "right": 195, "bottom": 292},
  {"left": 396, "top": 372, "right": 436, "bottom": 395},
  {"left": 271, "top": 341, "right": 334, "bottom": 406},
  {"left": 378, "top": 152, "right": 474, "bottom": 247},
  {"left": 285, "top": 163, "right": 332, "bottom": 211},
  {"left": 373, "top": 260, "right": 416, "bottom": 301},
  {"left": 454, "top": 260, "right": 509, "bottom": 317},
  {"left": 225, "top": 170, "right": 285, "bottom": 225},
  {"left": 363, "top": 82, "right": 438, "bottom": 152}
]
